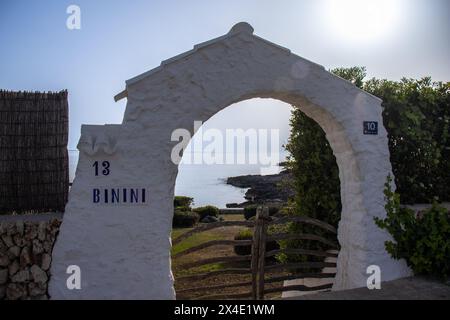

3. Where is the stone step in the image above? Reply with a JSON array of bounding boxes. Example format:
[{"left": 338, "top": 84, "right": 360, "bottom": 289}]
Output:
[{"left": 281, "top": 250, "right": 338, "bottom": 298}]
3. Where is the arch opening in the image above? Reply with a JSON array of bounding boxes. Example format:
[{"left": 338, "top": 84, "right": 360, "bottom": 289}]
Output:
[
  {"left": 175, "top": 98, "right": 292, "bottom": 207},
  {"left": 171, "top": 97, "right": 344, "bottom": 299}
]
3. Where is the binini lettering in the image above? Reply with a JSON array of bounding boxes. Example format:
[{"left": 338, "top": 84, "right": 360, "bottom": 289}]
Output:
[{"left": 92, "top": 188, "right": 147, "bottom": 205}]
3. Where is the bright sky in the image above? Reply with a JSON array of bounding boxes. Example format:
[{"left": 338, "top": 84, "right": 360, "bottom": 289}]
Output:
[{"left": 1, "top": 0, "right": 449, "bottom": 149}]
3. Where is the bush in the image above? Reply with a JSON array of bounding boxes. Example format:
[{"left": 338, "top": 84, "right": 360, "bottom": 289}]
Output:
[
  {"left": 243, "top": 206, "right": 280, "bottom": 220},
  {"left": 268, "top": 206, "right": 281, "bottom": 216},
  {"left": 172, "top": 210, "right": 199, "bottom": 228},
  {"left": 193, "top": 205, "right": 220, "bottom": 220},
  {"left": 374, "top": 176, "right": 450, "bottom": 279},
  {"left": 174, "top": 196, "right": 193, "bottom": 211},
  {"left": 243, "top": 206, "right": 257, "bottom": 220},
  {"left": 234, "top": 229, "right": 253, "bottom": 255},
  {"left": 233, "top": 228, "right": 280, "bottom": 256}
]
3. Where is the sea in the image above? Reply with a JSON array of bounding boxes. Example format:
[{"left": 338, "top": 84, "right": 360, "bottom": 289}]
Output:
[{"left": 69, "top": 151, "right": 286, "bottom": 208}]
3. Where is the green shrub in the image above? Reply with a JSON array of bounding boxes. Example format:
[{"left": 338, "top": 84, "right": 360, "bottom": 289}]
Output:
[
  {"left": 174, "top": 196, "right": 193, "bottom": 211},
  {"left": 172, "top": 210, "right": 199, "bottom": 228},
  {"left": 233, "top": 228, "right": 280, "bottom": 256},
  {"left": 374, "top": 175, "right": 450, "bottom": 279},
  {"left": 277, "top": 207, "right": 291, "bottom": 217},
  {"left": 243, "top": 206, "right": 279, "bottom": 220},
  {"left": 243, "top": 206, "right": 257, "bottom": 220},
  {"left": 193, "top": 205, "right": 220, "bottom": 220},
  {"left": 234, "top": 229, "right": 253, "bottom": 255}
]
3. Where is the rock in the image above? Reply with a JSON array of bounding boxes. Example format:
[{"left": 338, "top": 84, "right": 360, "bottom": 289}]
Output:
[
  {"left": 6, "top": 283, "right": 27, "bottom": 300},
  {"left": 0, "top": 253, "right": 10, "bottom": 267},
  {"left": 200, "top": 215, "right": 219, "bottom": 223},
  {"left": 41, "top": 253, "right": 51, "bottom": 271},
  {"left": 1, "top": 234, "right": 14, "bottom": 247},
  {"left": 6, "top": 223, "right": 16, "bottom": 236},
  {"left": 32, "top": 239, "right": 44, "bottom": 255},
  {"left": 13, "top": 233, "right": 27, "bottom": 247},
  {"left": 28, "top": 282, "right": 47, "bottom": 296},
  {"left": 25, "top": 224, "right": 37, "bottom": 240},
  {"left": 8, "top": 260, "right": 20, "bottom": 276},
  {"left": 38, "top": 222, "right": 46, "bottom": 241},
  {"left": 8, "top": 246, "right": 21, "bottom": 259},
  {"left": 11, "top": 270, "right": 29, "bottom": 283},
  {"left": 20, "top": 247, "right": 31, "bottom": 267},
  {"left": 16, "top": 221, "right": 24, "bottom": 236},
  {"left": 0, "top": 238, "right": 7, "bottom": 251},
  {"left": 43, "top": 240, "right": 53, "bottom": 253},
  {"left": 0, "top": 285, "right": 5, "bottom": 299},
  {"left": 0, "top": 268, "right": 8, "bottom": 284},
  {"left": 226, "top": 170, "right": 294, "bottom": 206},
  {"left": 30, "top": 265, "right": 47, "bottom": 283},
  {"left": 50, "top": 223, "right": 61, "bottom": 236}
]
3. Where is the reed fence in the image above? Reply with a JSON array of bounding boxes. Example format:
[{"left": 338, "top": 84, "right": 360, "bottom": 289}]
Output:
[{"left": 0, "top": 90, "right": 69, "bottom": 214}]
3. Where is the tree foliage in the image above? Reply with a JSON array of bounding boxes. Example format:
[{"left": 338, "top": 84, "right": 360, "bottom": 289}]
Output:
[
  {"left": 281, "top": 105, "right": 341, "bottom": 263},
  {"left": 331, "top": 66, "right": 366, "bottom": 88},
  {"left": 284, "top": 111, "right": 341, "bottom": 228},
  {"left": 365, "top": 77, "right": 450, "bottom": 203}
]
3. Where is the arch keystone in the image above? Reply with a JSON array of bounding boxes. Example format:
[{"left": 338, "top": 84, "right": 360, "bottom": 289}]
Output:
[{"left": 229, "top": 22, "right": 254, "bottom": 35}]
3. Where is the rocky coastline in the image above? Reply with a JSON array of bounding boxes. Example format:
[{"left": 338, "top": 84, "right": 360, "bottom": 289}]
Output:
[{"left": 225, "top": 169, "right": 294, "bottom": 208}]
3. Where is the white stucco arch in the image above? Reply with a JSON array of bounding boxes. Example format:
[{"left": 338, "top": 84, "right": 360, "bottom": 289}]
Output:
[{"left": 49, "top": 22, "right": 410, "bottom": 299}]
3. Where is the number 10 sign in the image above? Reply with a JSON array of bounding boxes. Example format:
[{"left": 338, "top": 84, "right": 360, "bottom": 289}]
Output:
[{"left": 363, "top": 121, "right": 378, "bottom": 135}]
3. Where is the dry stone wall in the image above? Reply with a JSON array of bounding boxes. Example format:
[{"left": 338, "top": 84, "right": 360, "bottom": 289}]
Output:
[{"left": 0, "top": 215, "right": 61, "bottom": 300}]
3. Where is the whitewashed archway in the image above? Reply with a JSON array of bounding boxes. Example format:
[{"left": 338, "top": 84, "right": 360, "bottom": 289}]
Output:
[{"left": 49, "top": 23, "right": 410, "bottom": 299}]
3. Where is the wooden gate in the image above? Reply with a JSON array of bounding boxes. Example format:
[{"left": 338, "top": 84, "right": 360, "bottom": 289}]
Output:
[{"left": 172, "top": 206, "right": 339, "bottom": 300}]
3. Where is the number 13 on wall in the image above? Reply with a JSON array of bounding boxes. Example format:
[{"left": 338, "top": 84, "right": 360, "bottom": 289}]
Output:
[{"left": 93, "top": 161, "right": 110, "bottom": 176}]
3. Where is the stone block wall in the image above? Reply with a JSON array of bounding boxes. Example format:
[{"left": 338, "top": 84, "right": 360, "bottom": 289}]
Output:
[{"left": 0, "top": 215, "right": 61, "bottom": 300}]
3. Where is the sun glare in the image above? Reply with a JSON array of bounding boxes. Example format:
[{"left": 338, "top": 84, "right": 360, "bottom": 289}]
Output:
[{"left": 325, "top": 0, "right": 401, "bottom": 43}]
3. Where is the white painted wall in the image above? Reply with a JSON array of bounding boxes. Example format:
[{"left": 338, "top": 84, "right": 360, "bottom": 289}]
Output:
[{"left": 49, "top": 22, "right": 411, "bottom": 299}]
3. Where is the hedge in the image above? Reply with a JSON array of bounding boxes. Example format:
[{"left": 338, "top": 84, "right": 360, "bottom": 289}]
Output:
[{"left": 365, "top": 76, "right": 450, "bottom": 204}]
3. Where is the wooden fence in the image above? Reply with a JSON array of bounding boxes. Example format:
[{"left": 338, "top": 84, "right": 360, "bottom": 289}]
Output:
[
  {"left": 172, "top": 206, "right": 338, "bottom": 300},
  {"left": 0, "top": 90, "right": 69, "bottom": 214}
]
